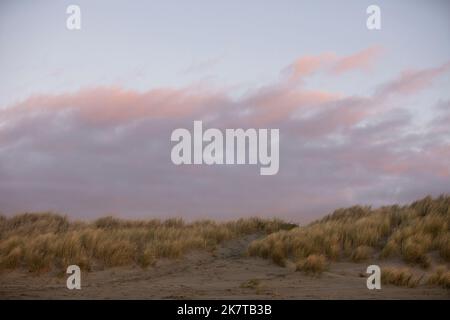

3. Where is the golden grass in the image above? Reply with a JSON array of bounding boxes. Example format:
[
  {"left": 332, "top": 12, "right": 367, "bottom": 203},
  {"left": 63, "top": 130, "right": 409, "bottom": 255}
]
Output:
[
  {"left": 0, "top": 214, "right": 293, "bottom": 273},
  {"left": 295, "top": 254, "right": 328, "bottom": 275},
  {"left": 248, "top": 195, "right": 450, "bottom": 277},
  {"left": 427, "top": 266, "right": 450, "bottom": 289},
  {"left": 381, "top": 267, "right": 420, "bottom": 288},
  {"left": 1, "top": 194, "right": 448, "bottom": 291},
  {"left": 351, "top": 245, "right": 373, "bottom": 262}
]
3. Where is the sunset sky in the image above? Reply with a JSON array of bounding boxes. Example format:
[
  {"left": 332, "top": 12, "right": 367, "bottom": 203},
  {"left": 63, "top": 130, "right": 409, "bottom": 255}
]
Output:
[{"left": 1, "top": 0, "right": 449, "bottom": 222}]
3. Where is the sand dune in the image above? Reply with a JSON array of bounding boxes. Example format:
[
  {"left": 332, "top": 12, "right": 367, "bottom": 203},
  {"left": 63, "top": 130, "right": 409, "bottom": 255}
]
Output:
[
  {"left": 1, "top": 196, "right": 449, "bottom": 299},
  {"left": 1, "top": 234, "right": 448, "bottom": 299}
]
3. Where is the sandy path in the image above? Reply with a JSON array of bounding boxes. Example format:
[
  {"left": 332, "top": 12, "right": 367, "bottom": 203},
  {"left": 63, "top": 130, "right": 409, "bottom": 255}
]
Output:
[{"left": 0, "top": 234, "right": 448, "bottom": 299}]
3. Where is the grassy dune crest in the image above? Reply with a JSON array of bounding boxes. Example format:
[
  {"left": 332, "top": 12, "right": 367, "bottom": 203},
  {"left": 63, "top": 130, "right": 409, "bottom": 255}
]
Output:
[
  {"left": 0, "top": 215, "right": 292, "bottom": 272},
  {"left": 248, "top": 195, "right": 450, "bottom": 277}
]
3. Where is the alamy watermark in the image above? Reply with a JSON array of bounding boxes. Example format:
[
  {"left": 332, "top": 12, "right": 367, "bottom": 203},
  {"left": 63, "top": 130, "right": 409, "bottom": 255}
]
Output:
[
  {"left": 66, "top": 265, "right": 81, "bottom": 290},
  {"left": 66, "top": 5, "right": 81, "bottom": 30},
  {"left": 64, "top": 4, "right": 380, "bottom": 31},
  {"left": 366, "top": 5, "right": 381, "bottom": 30},
  {"left": 171, "top": 121, "right": 279, "bottom": 175},
  {"left": 366, "top": 265, "right": 381, "bottom": 290}
]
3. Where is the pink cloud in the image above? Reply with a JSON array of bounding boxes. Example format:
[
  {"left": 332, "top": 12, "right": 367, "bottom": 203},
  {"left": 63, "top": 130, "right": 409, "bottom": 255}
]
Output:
[
  {"left": 1, "top": 50, "right": 449, "bottom": 221},
  {"left": 242, "top": 87, "right": 341, "bottom": 125},
  {"left": 284, "top": 53, "right": 335, "bottom": 81},
  {"left": 283, "top": 46, "right": 383, "bottom": 82},
  {"left": 376, "top": 62, "right": 450, "bottom": 97},
  {"left": 331, "top": 46, "right": 383, "bottom": 75},
  {"left": 4, "top": 86, "right": 228, "bottom": 127}
]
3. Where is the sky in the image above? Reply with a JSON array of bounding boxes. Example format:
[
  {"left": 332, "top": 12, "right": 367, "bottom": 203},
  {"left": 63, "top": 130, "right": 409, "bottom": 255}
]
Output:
[{"left": 0, "top": 0, "right": 449, "bottom": 222}]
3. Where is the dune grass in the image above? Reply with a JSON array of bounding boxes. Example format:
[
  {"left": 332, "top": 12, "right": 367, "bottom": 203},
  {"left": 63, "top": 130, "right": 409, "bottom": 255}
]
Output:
[
  {"left": 381, "top": 267, "right": 420, "bottom": 288},
  {"left": 1, "top": 194, "right": 448, "bottom": 291},
  {"left": 247, "top": 195, "right": 450, "bottom": 282},
  {"left": 295, "top": 254, "right": 328, "bottom": 275},
  {"left": 0, "top": 214, "right": 293, "bottom": 273},
  {"left": 427, "top": 266, "right": 450, "bottom": 289}
]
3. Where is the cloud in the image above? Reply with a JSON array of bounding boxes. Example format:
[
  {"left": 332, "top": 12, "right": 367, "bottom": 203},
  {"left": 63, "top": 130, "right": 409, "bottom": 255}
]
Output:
[
  {"left": 1, "top": 49, "right": 449, "bottom": 221},
  {"left": 3, "top": 86, "right": 229, "bottom": 127},
  {"left": 430, "top": 100, "right": 450, "bottom": 136},
  {"left": 331, "top": 46, "right": 383, "bottom": 75},
  {"left": 283, "top": 53, "right": 335, "bottom": 81},
  {"left": 283, "top": 46, "right": 383, "bottom": 82},
  {"left": 375, "top": 62, "right": 450, "bottom": 98},
  {"left": 239, "top": 85, "right": 341, "bottom": 125}
]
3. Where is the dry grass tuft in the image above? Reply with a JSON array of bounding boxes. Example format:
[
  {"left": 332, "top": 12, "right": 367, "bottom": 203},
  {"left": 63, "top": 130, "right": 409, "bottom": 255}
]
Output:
[
  {"left": 351, "top": 246, "right": 373, "bottom": 262},
  {"left": 427, "top": 266, "right": 450, "bottom": 289},
  {"left": 295, "top": 254, "right": 328, "bottom": 275},
  {"left": 381, "top": 267, "right": 421, "bottom": 288}
]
